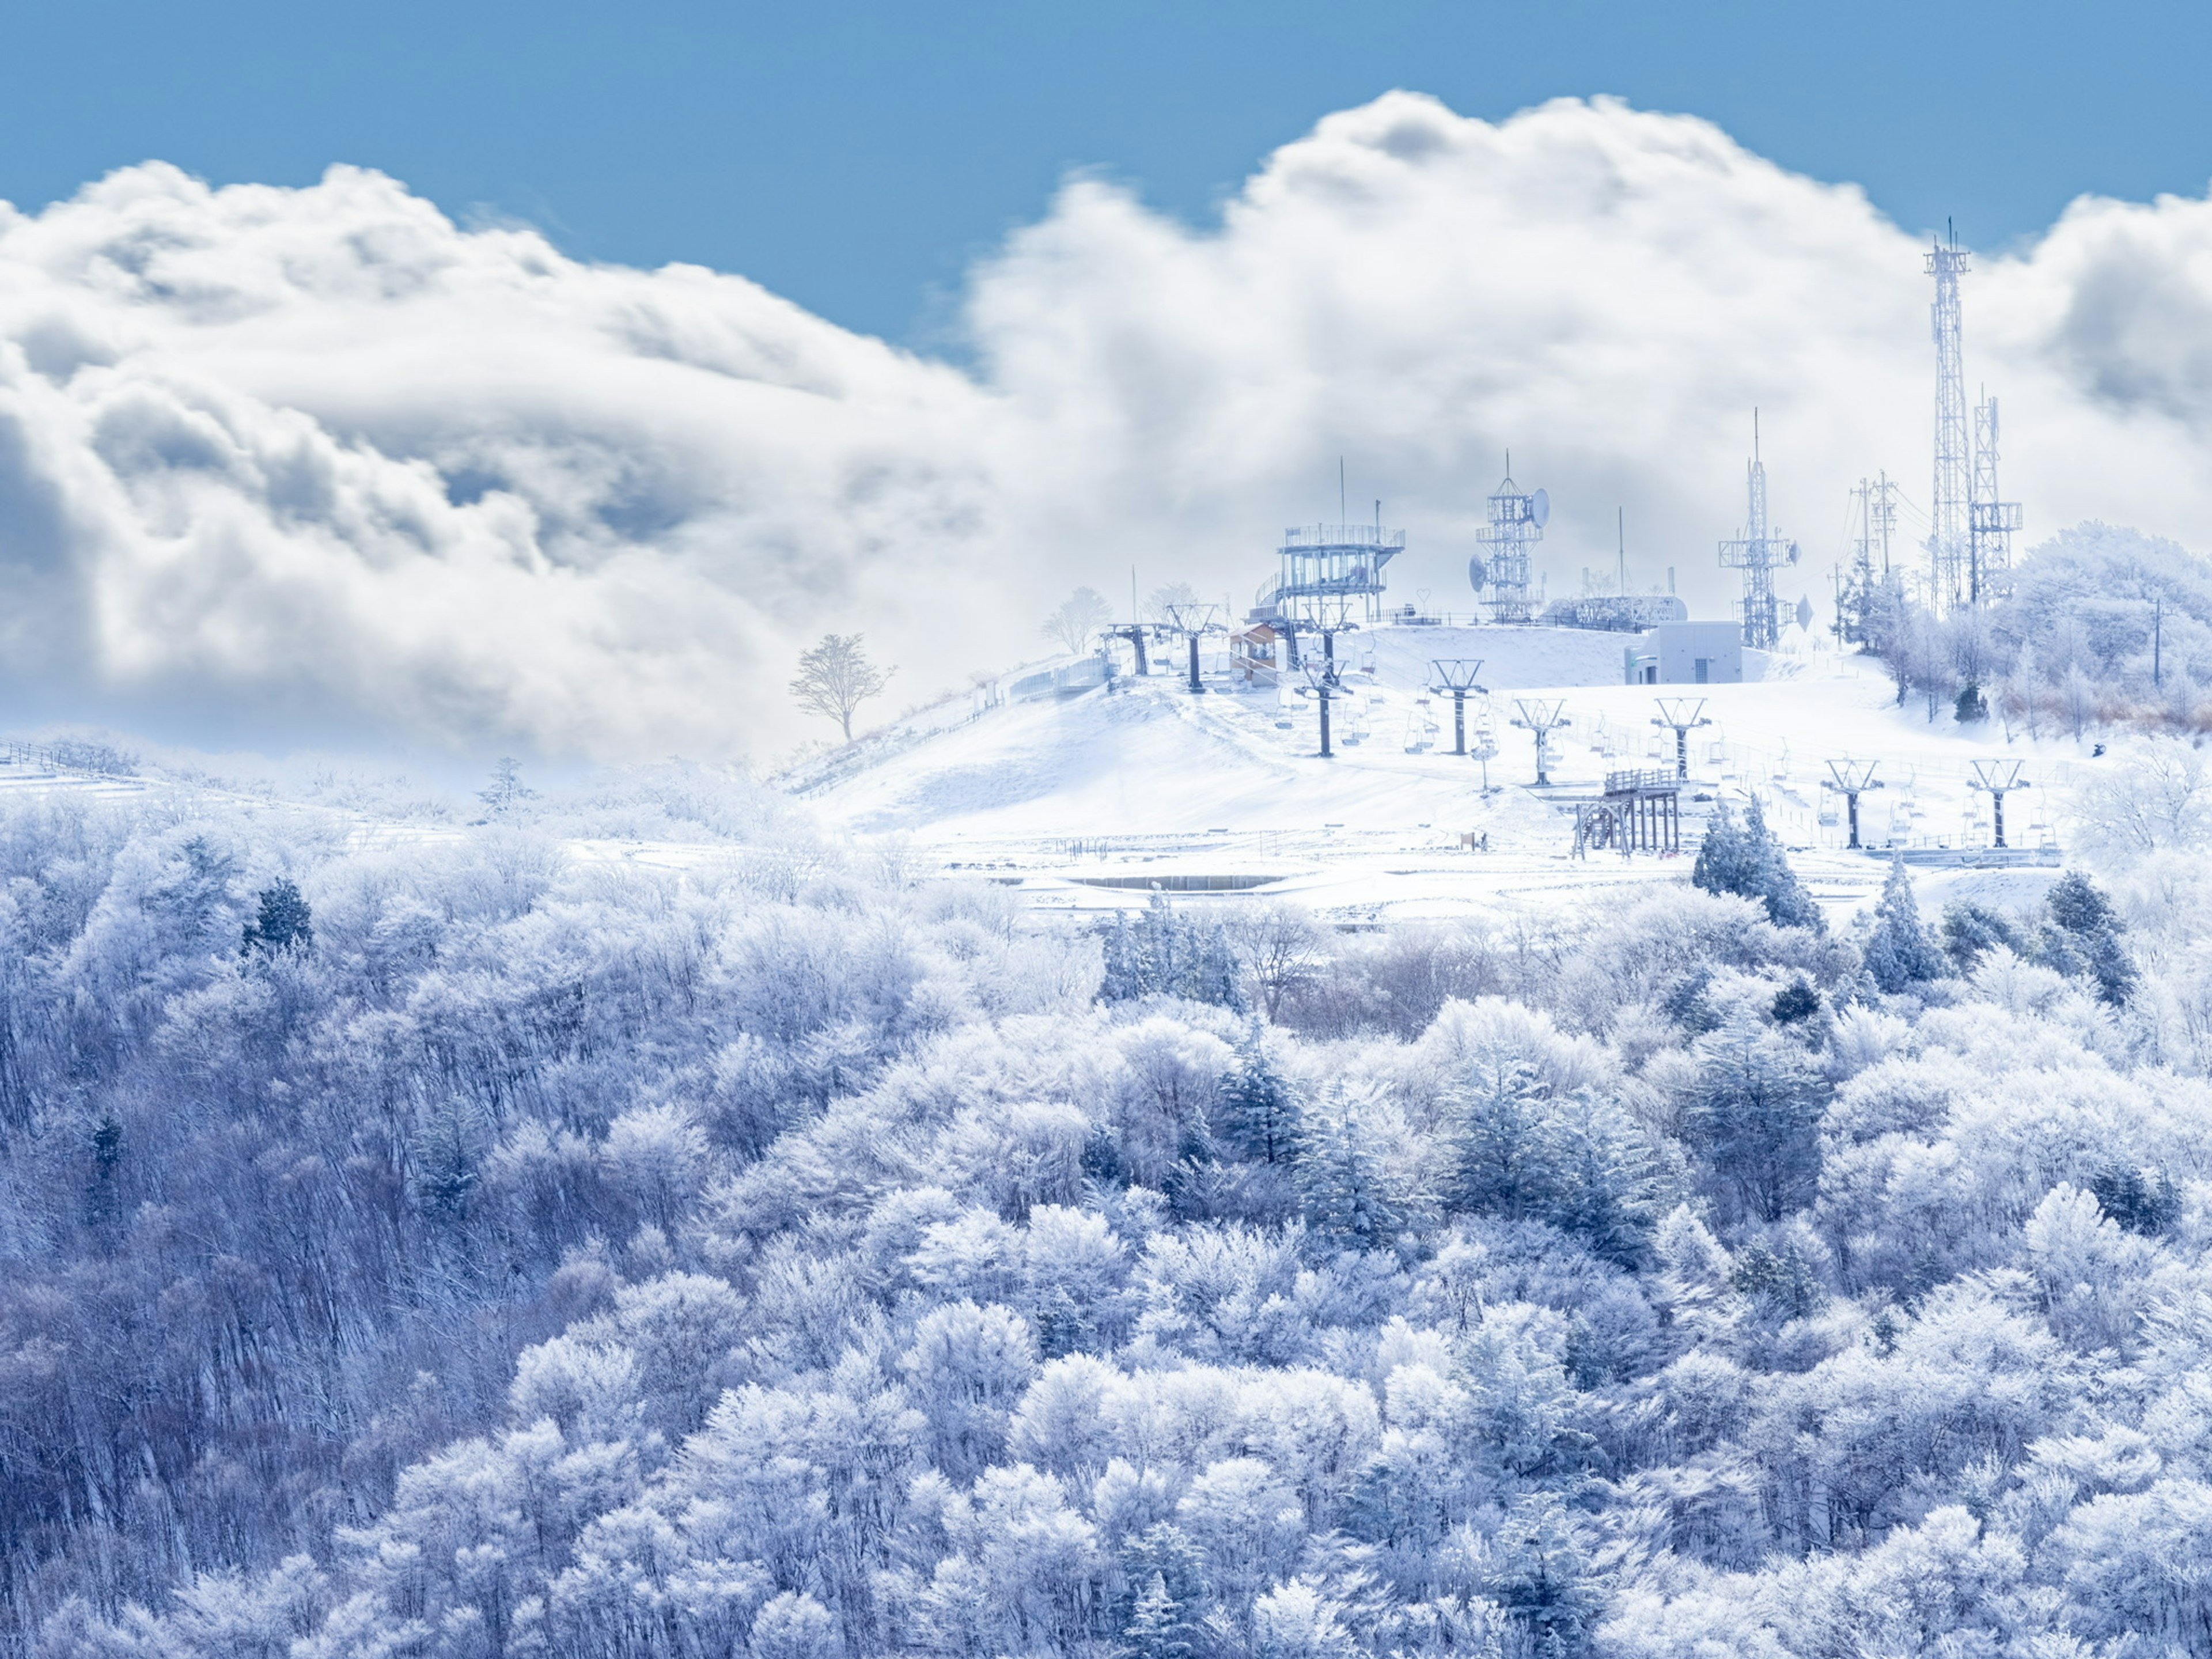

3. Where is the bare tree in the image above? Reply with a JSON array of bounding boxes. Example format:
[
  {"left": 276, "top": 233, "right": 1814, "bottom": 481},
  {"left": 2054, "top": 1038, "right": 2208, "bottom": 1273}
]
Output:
[
  {"left": 2061, "top": 663, "right": 2096, "bottom": 744},
  {"left": 1043, "top": 587, "right": 1113, "bottom": 655},
  {"left": 1145, "top": 581, "right": 1199, "bottom": 624},
  {"left": 1221, "top": 901, "right": 1326, "bottom": 1020},
  {"left": 790, "top": 633, "right": 893, "bottom": 741}
]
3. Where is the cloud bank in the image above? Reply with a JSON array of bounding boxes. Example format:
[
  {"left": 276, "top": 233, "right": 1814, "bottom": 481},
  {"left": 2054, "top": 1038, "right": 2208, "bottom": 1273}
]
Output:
[{"left": 5, "top": 93, "right": 2212, "bottom": 758}]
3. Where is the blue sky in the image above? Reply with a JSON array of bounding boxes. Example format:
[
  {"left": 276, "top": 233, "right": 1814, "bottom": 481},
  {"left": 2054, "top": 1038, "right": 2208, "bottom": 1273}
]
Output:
[{"left": 8, "top": 1, "right": 2209, "bottom": 344}]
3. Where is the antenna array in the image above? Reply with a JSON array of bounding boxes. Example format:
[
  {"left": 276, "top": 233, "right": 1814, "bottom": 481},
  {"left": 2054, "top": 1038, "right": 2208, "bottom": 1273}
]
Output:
[
  {"left": 1472, "top": 458, "right": 1548, "bottom": 623},
  {"left": 1717, "top": 414, "right": 1800, "bottom": 649},
  {"left": 1926, "top": 230, "right": 2021, "bottom": 613}
]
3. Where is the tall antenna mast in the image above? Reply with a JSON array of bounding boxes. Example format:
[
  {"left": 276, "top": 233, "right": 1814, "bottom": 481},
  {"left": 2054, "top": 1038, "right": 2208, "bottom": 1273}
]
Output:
[
  {"left": 1969, "top": 392, "right": 2023, "bottom": 604},
  {"left": 1927, "top": 228, "right": 1972, "bottom": 614},
  {"left": 1718, "top": 409, "right": 1798, "bottom": 649},
  {"left": 1473, "top": 453, "right": 1548, "bottom": 623},
  {"left": 1617, "top": 507, "right": 1626, "bottom": 595}
]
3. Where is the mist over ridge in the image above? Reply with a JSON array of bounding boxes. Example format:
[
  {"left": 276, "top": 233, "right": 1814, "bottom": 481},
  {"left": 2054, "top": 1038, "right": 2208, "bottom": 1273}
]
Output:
[{"left": 3, "top": 91, "right": 2212, "bottom": 759}]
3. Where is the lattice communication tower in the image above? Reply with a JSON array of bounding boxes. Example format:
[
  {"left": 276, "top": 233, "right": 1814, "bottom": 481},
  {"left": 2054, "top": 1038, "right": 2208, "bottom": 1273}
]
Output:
[
  {"left": 1471, "top": 459, "right": 1548, "bottom": 623},
  {"left": 1969, "top": 395, "right": 2024, "bottom": 605},
  {"left": 1928, "top": 232, "right": 1972, "bottom": 613},
  {"left": 1926, "top": 231, "right": 2023, "bottom": 613},
  {"left": 1717, "top": 414, "right": 1799, "bottom": 649}
]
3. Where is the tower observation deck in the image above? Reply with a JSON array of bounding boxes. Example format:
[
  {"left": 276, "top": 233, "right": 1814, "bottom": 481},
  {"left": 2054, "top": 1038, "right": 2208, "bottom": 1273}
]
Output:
[{"left": 1257, "top": 521, "right": 1404, "bottom": 626}]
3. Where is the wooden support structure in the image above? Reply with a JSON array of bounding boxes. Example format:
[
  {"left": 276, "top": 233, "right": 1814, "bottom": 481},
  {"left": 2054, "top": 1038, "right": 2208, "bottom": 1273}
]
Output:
[{"left": 1573, "top": 768, "right": 1682, "bottom": 859}]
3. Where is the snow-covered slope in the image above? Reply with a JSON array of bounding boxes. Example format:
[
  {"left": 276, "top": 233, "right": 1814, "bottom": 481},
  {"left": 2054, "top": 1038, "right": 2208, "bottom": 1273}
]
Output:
[{"left": 797, "top": 620, "right": 2085, "bottom": 925}]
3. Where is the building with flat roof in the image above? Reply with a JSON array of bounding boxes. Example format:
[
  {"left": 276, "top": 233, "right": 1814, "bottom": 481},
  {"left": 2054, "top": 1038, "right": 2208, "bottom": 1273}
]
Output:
[{"left": 1624, "top": 620, "right": 1743, "bottom": 685}]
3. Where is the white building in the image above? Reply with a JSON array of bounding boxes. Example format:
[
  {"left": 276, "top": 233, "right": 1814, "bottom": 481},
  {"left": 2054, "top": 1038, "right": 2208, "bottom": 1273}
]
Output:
[{"left": 1624, "top": 621, "right": 1743, "bottom": 685}]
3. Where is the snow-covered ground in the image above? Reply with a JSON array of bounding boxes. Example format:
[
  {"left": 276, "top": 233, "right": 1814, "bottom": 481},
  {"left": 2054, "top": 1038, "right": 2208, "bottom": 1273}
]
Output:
[
  {"left": 0, "top": 620, "right": 2090, "bottom": 931},
  {"left": 799, "top": 620, "right": 2087, "bottom": 927}
]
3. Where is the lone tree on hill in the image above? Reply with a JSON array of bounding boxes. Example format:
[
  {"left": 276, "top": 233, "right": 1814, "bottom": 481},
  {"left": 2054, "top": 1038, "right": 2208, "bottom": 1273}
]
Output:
[
  {"left": 790, "top": 632, "right": 894, "bottom": 741},
  {"left": 479, "top": 757, "right": 537, "bottom": 819},
  {"left": 1044, "top": 587, "right": 1114, "bottom": 654}
]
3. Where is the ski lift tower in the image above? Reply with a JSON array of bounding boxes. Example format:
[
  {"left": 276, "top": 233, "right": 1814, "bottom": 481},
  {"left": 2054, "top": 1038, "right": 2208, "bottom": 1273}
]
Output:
[
  {"left": 1429, "top": 659, "right": 1488, "bottom": 756},
  {"left": 1472, "top": 461, "right": 1548, "bottom": 623},
  {"left": 1651, "top": 698, "right": 1712, "bottom": 783},
  {"left": 1297, "top": 658, "right": 1346, "bottom": 759},
  {"left": 1161, "top": 603, "right": 1222, "bottom": 694},
  {"left": 1718, "top": 414, "right": 1800, "bottom": 649},
  {"left": 1969, "top": 759, "right": 2029, "bottom": 848},
  {"left": 1823, "top": 759, "right": 1884, "bottom": 850},
  {"left": 1104, "top": 620, "right": 1157, "bottom": 677},
  {"left": 1510, "top": 698, "right": 1571, "bottom": 786}
]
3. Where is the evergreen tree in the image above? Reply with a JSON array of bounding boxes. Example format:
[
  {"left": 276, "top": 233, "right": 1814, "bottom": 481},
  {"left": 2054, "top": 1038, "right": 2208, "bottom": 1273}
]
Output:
[
  {"left": 1116, "top": 1523, "right": 1206, "bottom": 1658},
  {"left": 1770, "top": 977, "right": 1820, "bottom": 1025},
  {"left": 1694, "top": 798, "right": 1822, "bottom": 933},
  {"left": 1296, "top": 1094, "right": 1403, "bottom": 1252},
  {"left": 2088, "top": 1161, "right": 2180, "bottom": 1237},
  {"left": 1219, "top": 1028, "right": 1301, "bottom": 1165},
  {"left": 1683, "top": 1016, "right": 1827, "bottom": 1222},
  {"left": 1863, "top": 855, "right": 1947, "bottom": 994},
  {"left": 1940, "top": 900, "right": 2024, "bottom": 972},
  {"left": 241, "top": 878, "right": 314, "bottom": 957},
  {"left": 1098, "top": 893, "right": 1245, "bottom": 1009},
  {"left": 2040, "top": 872, "right": 2136, "bottom": 1005},
  {"left": 1120, "top": 1574, "right": 1194, "bottom": 1659},
  {"left": 1691, "top": 802, "right": 1753, "bottom": 900},
  {"left": 1451, "top": 1062, "right": 1558, "bottom": 1221}
]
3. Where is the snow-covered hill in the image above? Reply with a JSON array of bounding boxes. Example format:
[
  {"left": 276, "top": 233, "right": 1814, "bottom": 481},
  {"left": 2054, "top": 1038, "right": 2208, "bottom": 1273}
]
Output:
[{"left": 798, "top": 621, "right": 2084, "bottom": 926}]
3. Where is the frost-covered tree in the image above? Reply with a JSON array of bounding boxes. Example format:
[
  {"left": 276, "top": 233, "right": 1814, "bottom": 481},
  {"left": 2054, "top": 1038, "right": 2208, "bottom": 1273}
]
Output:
[
  {"left": 18, "top": 753, "right": 2212, "bottom": 1659},
  {"left": 1101, "top": 893, "right": 1243, "bottom": 1009},
  {"left": 1219, "top": 1027, "right": 1301, "bottom": 1165},
  {"left": 1044, "top": 586, "right": 1115, "bottom": 654},
  {"left": 1295, "top": 1093, "right": 1402, "bottom": 1252},
  {"left": 789, "top": 631, "right": 894, "bottom": 740},
  {"left": 1863, "top": 855, "right": 1948, "bottom": 993},
  {"left": 1693, "top": 797, "right": 1821, "bottom": 932}
]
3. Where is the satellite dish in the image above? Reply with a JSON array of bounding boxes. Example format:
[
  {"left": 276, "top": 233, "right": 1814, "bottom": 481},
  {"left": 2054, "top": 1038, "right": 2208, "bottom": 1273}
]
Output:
[
  {"left": 1530, "top": 488, "right": 1551, "bottom": 529},
  {"left": 1468, "top": 556, "right": 1488, "bottom": 592},
  {"left": 1796, "top": 595, "right": 1815, "bottom": 631}
]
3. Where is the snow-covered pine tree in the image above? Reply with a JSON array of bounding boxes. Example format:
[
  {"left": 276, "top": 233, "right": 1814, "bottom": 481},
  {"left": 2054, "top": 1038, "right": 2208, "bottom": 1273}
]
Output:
[
  {"left": 1863, "top": 855, "right": 1948, "bottom": 994},
  {"left": 240, "top": 877, "right": 313, "bottom": 956},
  {"left": 1296, "top": 1092, "right": 1403, "bottom": 1251},
  {"left": 1219, "top": 1026, "right": 1301, "bottom": 1164},
  {"left": 1098, "top": 892, "right": 1245, "bottom": 1009},
  {"left": 2041, "top": 870, "right": 2136, "bottom": 1005},
  {"left": 1694, "top": 798, "right": 1822, "bottom": 932}
]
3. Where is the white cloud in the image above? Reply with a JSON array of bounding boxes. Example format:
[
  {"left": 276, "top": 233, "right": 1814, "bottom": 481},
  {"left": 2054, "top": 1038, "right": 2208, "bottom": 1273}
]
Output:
[{"left": 3, "top": 96, "right": 2212, "bottom": 758}]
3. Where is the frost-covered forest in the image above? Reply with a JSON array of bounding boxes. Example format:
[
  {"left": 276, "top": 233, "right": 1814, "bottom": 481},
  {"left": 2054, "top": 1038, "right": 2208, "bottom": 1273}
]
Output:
[{"left": 10, "top": 759, "right": 2212, "bottom": 1659}]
